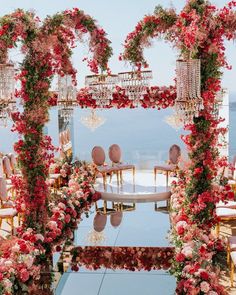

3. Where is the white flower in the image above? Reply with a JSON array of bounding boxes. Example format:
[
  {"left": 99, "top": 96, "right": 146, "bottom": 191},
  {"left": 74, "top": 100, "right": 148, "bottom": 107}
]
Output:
[
  {"left": 200, "top": 281, "right": 210, "bottom": 293},
  {"left": 4, "top": 260, "right": 13, "bottom": 267},
  {"left": 21, "top": 254, "right": 34, "bottom": 268},
  {"left": 3, "top": 278, "right": 12, "bottom": 290},
  {"left": 11, "top": 243, "right": 20, "bottom": 252}
]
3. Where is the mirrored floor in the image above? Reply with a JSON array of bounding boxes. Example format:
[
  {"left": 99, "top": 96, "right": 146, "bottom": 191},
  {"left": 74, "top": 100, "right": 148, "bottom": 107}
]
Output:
[{"left": 55, "top": 170, "right": 176, "bottom": 295}]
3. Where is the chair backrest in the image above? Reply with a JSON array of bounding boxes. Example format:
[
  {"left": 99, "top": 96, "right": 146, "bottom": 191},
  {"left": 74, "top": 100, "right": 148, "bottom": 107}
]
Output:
[
  {"left": 169, "top": 144, "right": 181, "bottom": 165},
  {"left": 92, "top": 146, "right": 106, "bottom": 166},
  {"left": 0, "top": 158, "right": 3, "bottom": 177},
  {"left": 2, "top": 156, "right": 12, "bottom": 178},
  {"left": 93, "top": 213, "right": 107, "bottom": 232},
  {"left": 110, "top": 211, "right": 123, "bottom": 227},
  {"left": 8, "top": 153, "right": 17, "bottom": 173},
  {"left": 0, "top": 177, "right": 7, "bottom": 201},
  {"left": 109, "top": 144, "right": 122, "bottom": 164}
]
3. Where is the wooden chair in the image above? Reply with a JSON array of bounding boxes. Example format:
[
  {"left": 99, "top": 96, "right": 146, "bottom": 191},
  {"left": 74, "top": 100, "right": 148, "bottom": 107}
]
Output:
[
  {"left": 215, "top": 207, "right": 236, "bottom": 237},
  {"left": 0, "top": 177, "right": 20, "bottom": 226},
  {"left": 154, "top": 144, "right": 181, "bottom": 186},
  {"left": 227, "top": 236, "right": 236, "bottom": 287},
  {"left": 0, "top": 208, "right": 17, "bottom": 235}
]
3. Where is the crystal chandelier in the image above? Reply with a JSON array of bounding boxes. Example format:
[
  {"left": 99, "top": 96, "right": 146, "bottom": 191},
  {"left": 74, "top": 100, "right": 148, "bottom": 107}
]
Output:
[
  {"left": 80, "top": 110, "right": 106, "bottom": 132},
  {"left": 59, "top": 107, "right": 74, "bottom": 123},
  {"left": 164, "top": 113, "right": 183, "bottom": 130},
  {"left": 85, "top": 74, "right": 118, "bottom": 107},
  {"left": 57, "top": 75, "right": 77, "bottom": 108},
  {"left": 118, "top": 70, "right": 152, "bottom": 106},
  {"left": 0, "top": 57, "right": 15, "bottom": 128},
  {"left": 0, "top": 108, "right": 8, "bottom": 128},
  {"left": 175, "top": 59, "right": 203, "bottom": 124},
  {"left": 212, "top": 89, "right": 227, "bottom": 119}
]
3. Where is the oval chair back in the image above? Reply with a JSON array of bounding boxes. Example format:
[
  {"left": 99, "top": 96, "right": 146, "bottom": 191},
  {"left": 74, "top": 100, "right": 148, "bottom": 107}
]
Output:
[
  {"left": 109, "top": 144, "right": 122, "bottom": 164},
  {"left": 169, "top": 144, "right": 181, "bottom": 165},
  {"left": 2, "top": 156, "right": 12, "bottom": 178},
  {"left": 93, "top": 213, "right": 107, "bottom": 232},
  {"left": 92, "top": 146, "right": 106, "bottom": 166},
  {"left": 0, "top": 177, "right": 7, "bottom": 202},
  {"left": 110, "top": 211, "right": 123, "bottom": 228}
]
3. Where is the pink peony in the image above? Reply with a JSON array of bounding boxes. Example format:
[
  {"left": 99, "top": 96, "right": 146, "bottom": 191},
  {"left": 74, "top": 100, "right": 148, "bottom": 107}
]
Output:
[{"left": 181, "top": 246, "right": 193, "bottom": 259}]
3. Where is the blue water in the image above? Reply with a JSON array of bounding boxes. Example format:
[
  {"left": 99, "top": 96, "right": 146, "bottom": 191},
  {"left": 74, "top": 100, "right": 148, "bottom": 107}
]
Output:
[{"left": 1, "top": 104, "right": 235, "bottom": 167}]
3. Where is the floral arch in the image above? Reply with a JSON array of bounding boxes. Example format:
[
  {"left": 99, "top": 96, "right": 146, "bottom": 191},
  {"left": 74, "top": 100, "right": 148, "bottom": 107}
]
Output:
[{"left": 0, "top": 1, "right": 236, "bottom": 294}]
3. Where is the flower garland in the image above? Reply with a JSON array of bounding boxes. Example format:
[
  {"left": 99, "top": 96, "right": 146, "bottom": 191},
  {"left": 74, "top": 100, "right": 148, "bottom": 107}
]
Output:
[
  {"left": 76, "top": 85, "right": 176, "bottom": 109},
  {"left": 122, "top": 0, "right": 236, "bottom": 294},
  {"left": 0, "top": 8, "right": 111, "bottom": 294},
  {"left": 70, "top": 246, "right": 174, "bottom": 272}
]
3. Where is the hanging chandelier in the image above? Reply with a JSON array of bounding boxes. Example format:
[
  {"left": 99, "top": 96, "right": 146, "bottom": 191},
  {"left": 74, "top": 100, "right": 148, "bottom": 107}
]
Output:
[
  {"left": 164, "top": 113, "right": 183, "bottom": 130},
  {"left": 118, "top": 70, "right": 152, "bottom": 106},
  {"left": 59, "top": 107, "right": 74, "bottom": 123},
  {"left": 175, "top": 59, "right": 203, "bottom": 124},
  {"left": 57, "top": 74, "right": 77, "bottom": 108},
  {"left": 0, "top": 56, "right": 15, "bottom": 128},
  {"left": 80, "top": 109, "right": 106, "bottom": 132},
  {"left": 85, "top": 74, "right": 118, "bottom": 107}
]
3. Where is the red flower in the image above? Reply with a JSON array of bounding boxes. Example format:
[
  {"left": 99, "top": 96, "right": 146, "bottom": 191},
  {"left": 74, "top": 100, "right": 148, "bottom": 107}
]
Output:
[{"left": 176, "top": 253, "right": 185, "bottom": 262}]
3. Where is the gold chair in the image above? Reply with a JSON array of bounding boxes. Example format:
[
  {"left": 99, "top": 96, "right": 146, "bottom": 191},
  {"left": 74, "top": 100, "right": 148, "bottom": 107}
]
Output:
[{"left": 154, "top": 144, "right": 181, "bottom": 186}]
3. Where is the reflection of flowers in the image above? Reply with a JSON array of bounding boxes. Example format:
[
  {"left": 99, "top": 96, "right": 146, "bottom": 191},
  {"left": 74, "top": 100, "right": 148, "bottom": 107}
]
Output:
[{"left": 71, "top": 246, "right": 174, "bottom": 272}]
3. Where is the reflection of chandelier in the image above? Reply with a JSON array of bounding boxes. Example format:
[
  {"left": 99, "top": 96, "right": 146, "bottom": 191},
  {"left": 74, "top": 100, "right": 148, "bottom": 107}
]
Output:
[
  {"left": 80, "top": 110, "right": 106, "bottom": 132},
  {"left": 86, "top": 229, "right": 106, "bottom": 245},
  {"left": 164, "top": 114, "right": 183, "bottom": 130},
  {"left": 57, "top": 75, "right": 77, "bottom": 107},
  {"left": 0, "top": 60, "right": 15, "bottom": 128},
  {"left": 118, "top": 70, "right": 152, "bottom": 105},
  {"left": 175, "top": 59, "right": 203, "bottom": 124},
  {"left": 59, "top": 107, "right": 74, "bottom": 123},
  {"left": 85, "top": 74, "right": 118, "bottom": 107}
]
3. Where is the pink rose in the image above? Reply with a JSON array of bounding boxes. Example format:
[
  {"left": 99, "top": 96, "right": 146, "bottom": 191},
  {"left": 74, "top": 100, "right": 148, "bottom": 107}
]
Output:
[
  {"left": 65, "top": 214, "right": 71, "bottom": 224},
  {"left": 200, "top": 281, "right": 210, "bottom": 293},
  {"left": 47, "top": 221, "right": 58, "bottom": 230},
  {"left": 20, "top": 268, "right": 30, "bottom": 282}
]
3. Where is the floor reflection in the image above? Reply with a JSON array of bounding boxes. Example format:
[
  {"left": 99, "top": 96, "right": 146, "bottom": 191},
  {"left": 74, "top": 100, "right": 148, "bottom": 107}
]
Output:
[{"left": 55, "top": 170, "right": 175, "bottom": 294}]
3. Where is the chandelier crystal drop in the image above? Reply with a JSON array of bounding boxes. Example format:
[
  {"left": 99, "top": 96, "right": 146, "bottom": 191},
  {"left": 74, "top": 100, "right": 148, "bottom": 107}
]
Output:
[
  {"left": 175, "top": 59, "right": 203, "bottom": 124},
  {"left": 80, "top": 110, "right": 106, "bottom": 132},
  {"left": 57, "top": 75, "right": 77, "bottom": 108},
  {"left": 118, "top": 70, "right": 152, "bottom": 106},
  {"left": 85, "top": 74, "right": 118, "bottom": 107}
]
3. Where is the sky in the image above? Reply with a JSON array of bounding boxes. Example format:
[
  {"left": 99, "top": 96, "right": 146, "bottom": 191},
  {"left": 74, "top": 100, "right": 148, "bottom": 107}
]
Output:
[{"left": 0, "top": 0, "right": 236, "bottom": 97}]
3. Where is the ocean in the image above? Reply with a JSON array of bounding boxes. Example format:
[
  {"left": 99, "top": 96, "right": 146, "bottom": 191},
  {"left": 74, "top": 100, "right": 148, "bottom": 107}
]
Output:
[{"left": 1, "top": 104, "right": 235, "bottom": 169}]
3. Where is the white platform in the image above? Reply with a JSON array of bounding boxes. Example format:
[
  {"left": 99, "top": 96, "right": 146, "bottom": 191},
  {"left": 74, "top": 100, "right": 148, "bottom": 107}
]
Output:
[{"left": 95, "top": 170, "right": 173, "bottom": 203}]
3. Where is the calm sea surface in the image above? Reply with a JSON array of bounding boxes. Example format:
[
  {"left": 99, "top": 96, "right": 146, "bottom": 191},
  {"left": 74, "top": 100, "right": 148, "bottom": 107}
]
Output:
[{"left": 1, "top": 104, "right": 236, "bottom": 169}]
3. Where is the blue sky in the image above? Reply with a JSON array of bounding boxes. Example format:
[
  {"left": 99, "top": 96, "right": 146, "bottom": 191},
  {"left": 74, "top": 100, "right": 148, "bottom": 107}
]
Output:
[{"left": 1, "top": 0, "right": 236, "bottom": 97}]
